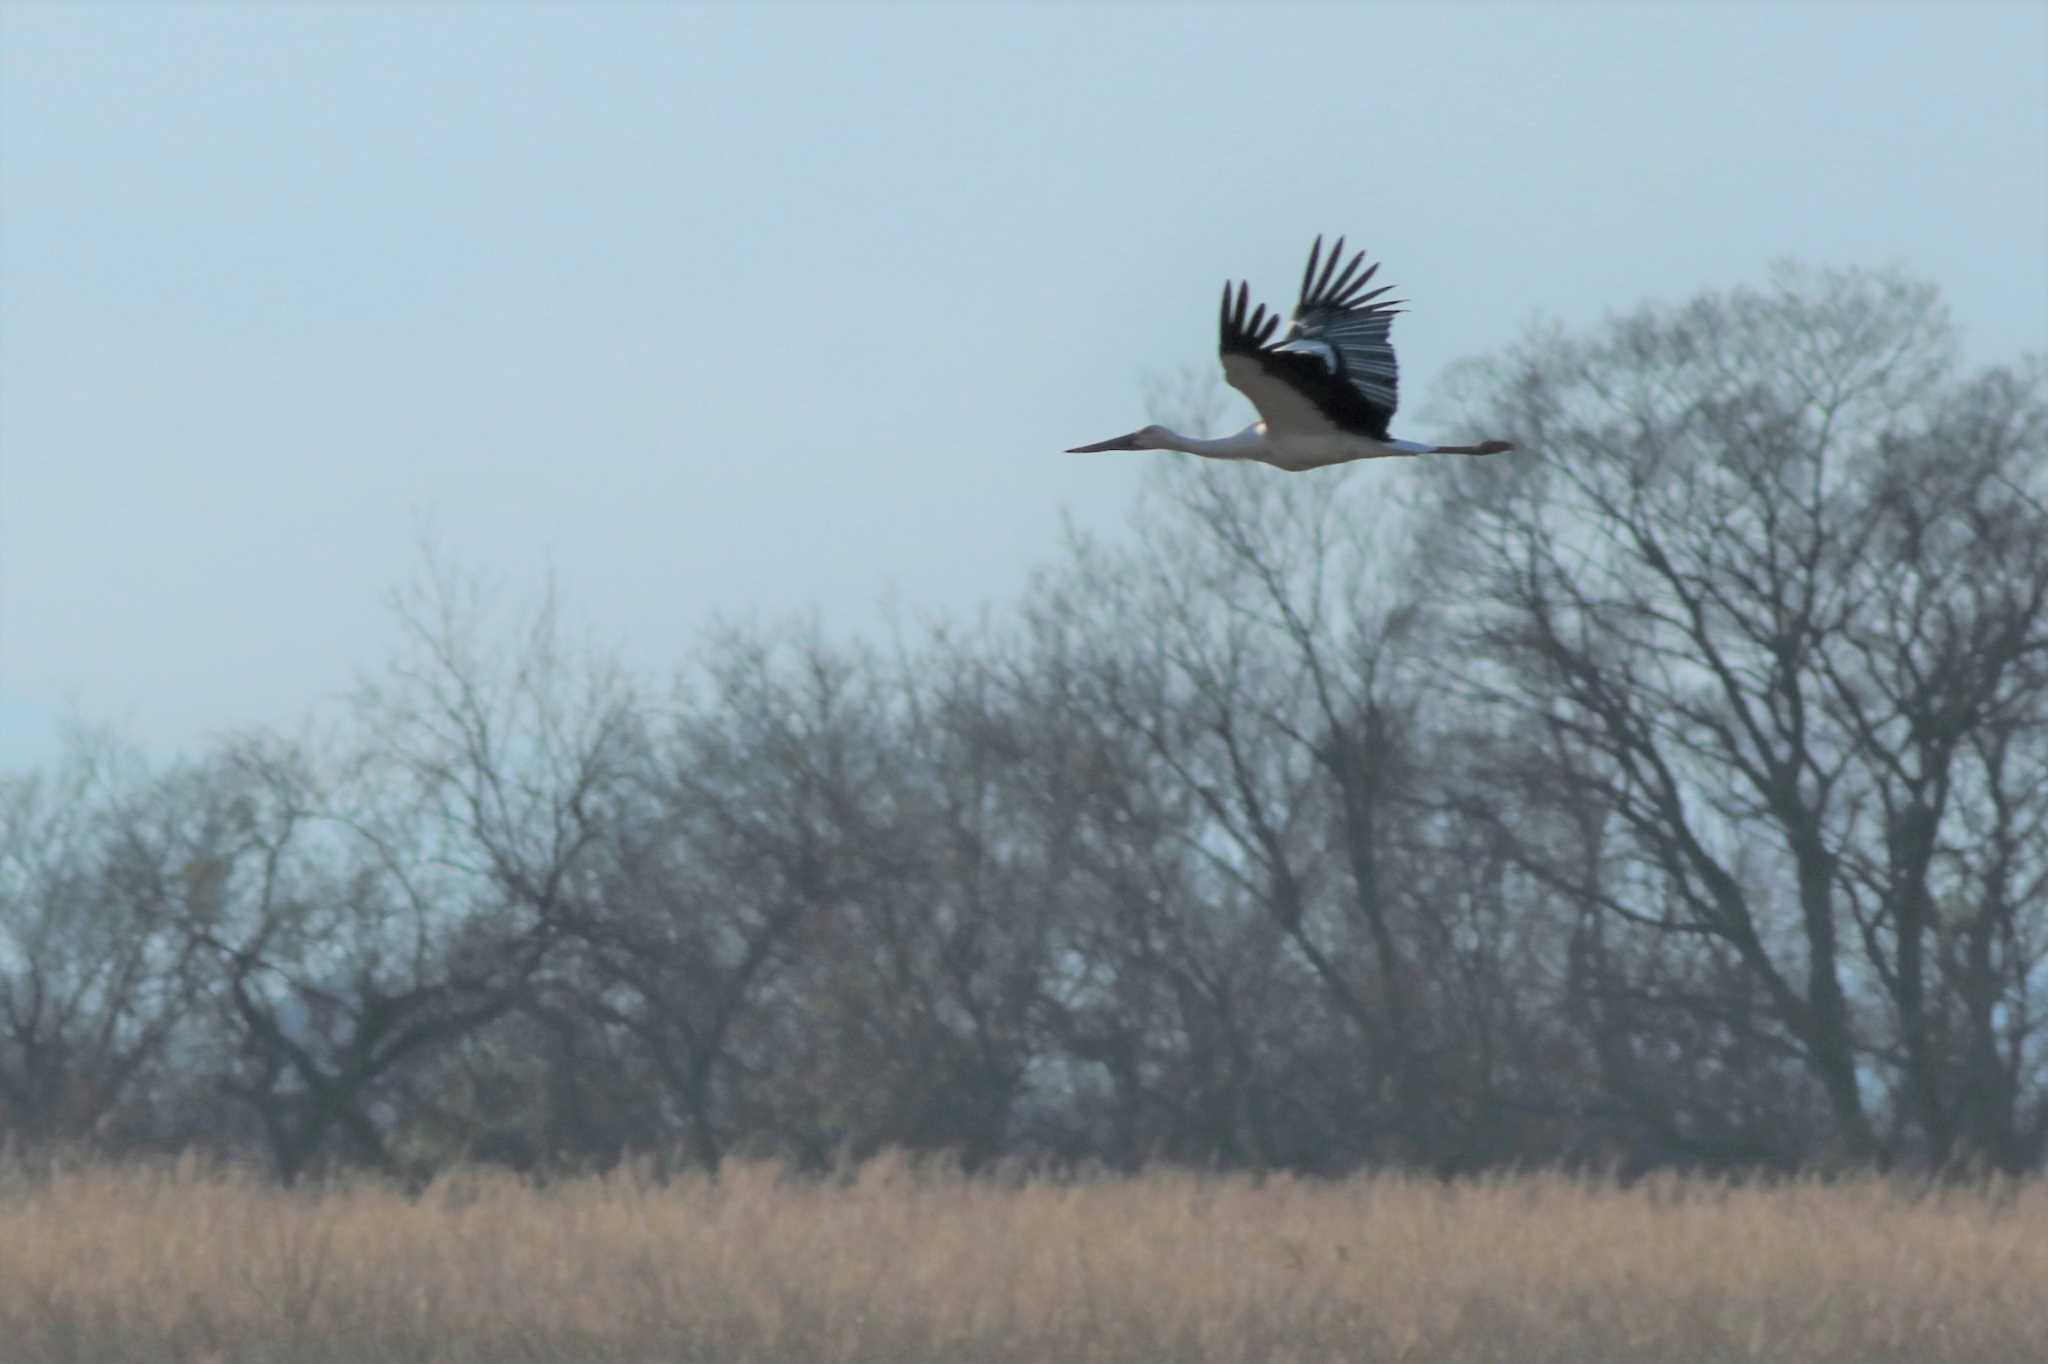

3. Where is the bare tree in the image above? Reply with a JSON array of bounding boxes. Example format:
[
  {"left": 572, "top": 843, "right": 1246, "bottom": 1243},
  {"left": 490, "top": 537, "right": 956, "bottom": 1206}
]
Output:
[
  {"left": 0, "top": 731, "right": 209, "bottom": 1151},
  {"left": 991, "top": 579, "right": 1343, "bottom": 1169},
  {"left": 768, "top": 632, "right": 1055, "bottom": 1167},
  {"left": 193, "top": 557, "right": 635, "bottom": 1181},
  {"left": 1427, "top": 265, "right": 2048, "bottom": 1169},
  {"left": 1002, "top": 406, "right": 1557, "bottom": 1168},
  {"left": 539, "top": 626, "right": 900, "bottom": 1170}
]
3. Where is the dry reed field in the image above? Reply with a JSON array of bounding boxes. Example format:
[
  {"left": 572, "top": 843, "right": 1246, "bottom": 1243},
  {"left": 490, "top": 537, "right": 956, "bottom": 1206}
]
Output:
[{"left": 2, "top": 1155, "right": 2044, "bottom": 1364}]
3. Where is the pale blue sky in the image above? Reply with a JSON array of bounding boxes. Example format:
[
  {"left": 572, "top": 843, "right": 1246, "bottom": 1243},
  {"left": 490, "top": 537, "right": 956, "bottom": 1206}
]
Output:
[{"left": 4, "top": 1, "right": 2044, "bottom": 767}]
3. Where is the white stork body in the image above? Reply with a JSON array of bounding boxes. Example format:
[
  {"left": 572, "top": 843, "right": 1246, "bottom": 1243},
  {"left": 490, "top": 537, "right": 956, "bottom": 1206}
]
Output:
[
  {"left": 1068, "top": 236, "right": 1514, "bottom": 471},
  {"left": 1136, "top": 422, "right": 1435, "bottom": 472}
]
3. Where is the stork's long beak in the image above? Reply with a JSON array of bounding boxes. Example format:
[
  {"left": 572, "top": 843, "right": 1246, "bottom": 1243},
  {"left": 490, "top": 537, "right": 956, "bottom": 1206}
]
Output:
[{"left": 1066, "top": 431, "right": 1144, "bottom": 453}]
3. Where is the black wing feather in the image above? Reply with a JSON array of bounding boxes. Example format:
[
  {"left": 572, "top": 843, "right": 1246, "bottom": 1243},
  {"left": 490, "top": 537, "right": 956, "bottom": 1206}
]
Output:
[{"left": 1217, "top": 234, "right": 1406, "bottom": 441}]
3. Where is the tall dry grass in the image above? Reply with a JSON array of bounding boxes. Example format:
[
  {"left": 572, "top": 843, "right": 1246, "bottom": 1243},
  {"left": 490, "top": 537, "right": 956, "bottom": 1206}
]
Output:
[{"left": 1, "top": 1153, "right": 2042, "bottom": 1363}]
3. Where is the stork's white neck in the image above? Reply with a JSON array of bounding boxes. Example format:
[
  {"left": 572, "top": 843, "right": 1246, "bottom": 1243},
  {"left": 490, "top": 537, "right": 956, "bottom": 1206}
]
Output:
[{"left": 1156, "top": 423, "right": 1266, "bottom": 461}]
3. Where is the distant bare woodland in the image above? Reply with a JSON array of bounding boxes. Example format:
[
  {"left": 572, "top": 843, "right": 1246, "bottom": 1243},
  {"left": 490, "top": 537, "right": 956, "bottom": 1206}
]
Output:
[
  {"left": 3, "top": 1157, "right": 2043, "bottom": 1364},
  {"left": 4, "top": 266, "right": 2044, "bottom": 1190}
]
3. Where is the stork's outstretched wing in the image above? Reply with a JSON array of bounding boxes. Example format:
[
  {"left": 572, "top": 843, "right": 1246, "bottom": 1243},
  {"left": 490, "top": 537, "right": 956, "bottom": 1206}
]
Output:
[{"left": 1217, "top": 235, "right": 1404, "bottom": 442}]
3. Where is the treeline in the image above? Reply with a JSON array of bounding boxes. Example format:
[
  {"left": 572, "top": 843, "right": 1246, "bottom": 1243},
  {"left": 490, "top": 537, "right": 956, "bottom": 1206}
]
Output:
[{"left": 5, "top": 265, "right": 2045, "bottom": 1182}]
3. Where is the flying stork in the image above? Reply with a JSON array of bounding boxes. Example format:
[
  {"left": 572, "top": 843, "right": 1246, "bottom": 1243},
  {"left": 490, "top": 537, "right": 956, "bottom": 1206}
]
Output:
[{"left": 1067, "top": 236, "right": 1515, "bottom": 471}]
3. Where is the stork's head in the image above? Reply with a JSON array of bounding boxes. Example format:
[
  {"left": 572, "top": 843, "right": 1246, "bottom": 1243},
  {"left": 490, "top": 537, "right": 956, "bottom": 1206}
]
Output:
[{"left": 1066, "top": 425, "right": 1169, "bottom": 453}]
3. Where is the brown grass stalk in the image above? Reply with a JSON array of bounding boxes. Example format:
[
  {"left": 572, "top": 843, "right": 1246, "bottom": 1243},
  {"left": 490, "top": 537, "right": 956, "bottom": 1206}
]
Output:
[{"left": 2, "top": 1153, "right": 2042, "bottom": 1363}]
